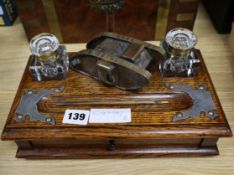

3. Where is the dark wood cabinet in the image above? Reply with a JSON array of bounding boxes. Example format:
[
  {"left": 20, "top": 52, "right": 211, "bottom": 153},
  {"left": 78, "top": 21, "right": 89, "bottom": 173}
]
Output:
[{"left": 16, "top": 0, "right": 199, "bottom": 43}]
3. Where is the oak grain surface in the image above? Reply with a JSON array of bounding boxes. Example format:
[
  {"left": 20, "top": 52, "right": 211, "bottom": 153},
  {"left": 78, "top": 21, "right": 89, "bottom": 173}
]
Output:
[{"left": 0, "top": 4, "right": 234, "bottom": 175}]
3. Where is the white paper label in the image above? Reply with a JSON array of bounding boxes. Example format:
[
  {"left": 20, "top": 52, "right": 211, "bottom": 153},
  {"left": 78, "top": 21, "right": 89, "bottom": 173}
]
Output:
[
  {"left": 62, "top": 109, "right": 90, "bottom": 125},
  {"left": 89, "top": 108, "right": 131, "bottom": 123}
]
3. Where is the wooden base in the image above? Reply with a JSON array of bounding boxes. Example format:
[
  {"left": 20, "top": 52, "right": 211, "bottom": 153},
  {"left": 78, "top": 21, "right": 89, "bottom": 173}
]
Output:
[
  {"left": 1, "top": 51, "right": 232, "bottom": 158},
  {"left": 17, "top": 146, "right": 219, "bottom": 159},
  {"left": 15, "top": 137, "right": 219, "bottom": 158}
]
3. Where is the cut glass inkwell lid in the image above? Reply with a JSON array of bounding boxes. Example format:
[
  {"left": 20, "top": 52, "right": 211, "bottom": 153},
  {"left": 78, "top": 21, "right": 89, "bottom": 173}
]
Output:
[
  {"left": 29, "top": 33, "right": 59, "bottom": 58},
  {"left": 165, "top": 28, "right": 197, "bottom": 57}
]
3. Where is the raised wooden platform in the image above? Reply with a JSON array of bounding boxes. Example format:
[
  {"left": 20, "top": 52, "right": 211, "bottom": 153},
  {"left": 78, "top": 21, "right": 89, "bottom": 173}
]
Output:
[{"left": 1, "top": 51, "right": 232, "bottom": 158}]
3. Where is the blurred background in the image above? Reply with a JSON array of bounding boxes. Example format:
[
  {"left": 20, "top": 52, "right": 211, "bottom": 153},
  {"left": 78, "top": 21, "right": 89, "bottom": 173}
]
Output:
[{"left": 0, "top": 0, "right": 234, "bottom": 44}]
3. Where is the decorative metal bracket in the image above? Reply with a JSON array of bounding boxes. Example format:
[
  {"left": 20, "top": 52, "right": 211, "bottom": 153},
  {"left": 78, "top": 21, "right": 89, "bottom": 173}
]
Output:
[
  {"left": 166, "top": 84, "right": 217, "bottom": 122},
  {"left": 14, "top": 87, "right": 64, "bottom": 125}
]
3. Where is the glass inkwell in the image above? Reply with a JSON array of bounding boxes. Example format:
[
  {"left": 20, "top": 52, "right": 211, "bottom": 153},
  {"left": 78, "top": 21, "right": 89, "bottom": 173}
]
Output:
[
  {"left": 159, "top": 28, "right": 200, "bottom": 77},
  {"left": 29, "top": 33, "right": 69, "bottom": 81}
]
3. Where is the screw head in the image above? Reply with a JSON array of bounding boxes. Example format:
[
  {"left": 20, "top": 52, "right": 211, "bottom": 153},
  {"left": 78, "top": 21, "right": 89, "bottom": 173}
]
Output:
[
  {"left": 17, "top": 115, "right": 23, "bottom": 119},
  {"left": 28, "top": 91, "right": 33, "bottom": 94},
  {"left": 176, "top": 112, "right": 183, "bottom": 117},
  {"left": 55, "top": 88, "right": 61, "bottom": 92},
  {"left": 208, "top": 111, "right": 214, "bottom": 115},
  {"left": 46, "top": 118, "right": 52, "bottom": 122},
  {"left": 199, "top": 85, "right": 204, "bottom": 90}
]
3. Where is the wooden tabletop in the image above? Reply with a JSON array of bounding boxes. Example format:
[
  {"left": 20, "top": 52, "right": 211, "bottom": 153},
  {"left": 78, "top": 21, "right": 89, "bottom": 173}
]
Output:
[{"left": 0, "top": 4, "right": 234, "bottom": 175}]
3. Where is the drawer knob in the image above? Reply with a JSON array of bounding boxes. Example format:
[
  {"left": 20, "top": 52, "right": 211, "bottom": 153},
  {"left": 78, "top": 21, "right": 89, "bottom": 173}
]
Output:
[{"left": 107, "top": 140, "right": 116, "bottom": 151}]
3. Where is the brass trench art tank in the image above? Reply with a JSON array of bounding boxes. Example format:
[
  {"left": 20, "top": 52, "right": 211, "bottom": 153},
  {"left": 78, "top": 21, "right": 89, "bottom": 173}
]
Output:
[{"left": 69, "top": 32, "right": 165, "bottom": 90}]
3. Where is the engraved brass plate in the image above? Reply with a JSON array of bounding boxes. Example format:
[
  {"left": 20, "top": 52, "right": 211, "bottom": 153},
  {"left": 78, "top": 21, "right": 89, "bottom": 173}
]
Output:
[
  {"left": 42, "top": 0, "right": 63, "bottom": 42},
  {"left": 155, "top": 0, "right": 171, "bottom": 40},
  {"left": 176, "top": 13, "right": 195, "bottom": 21}
]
